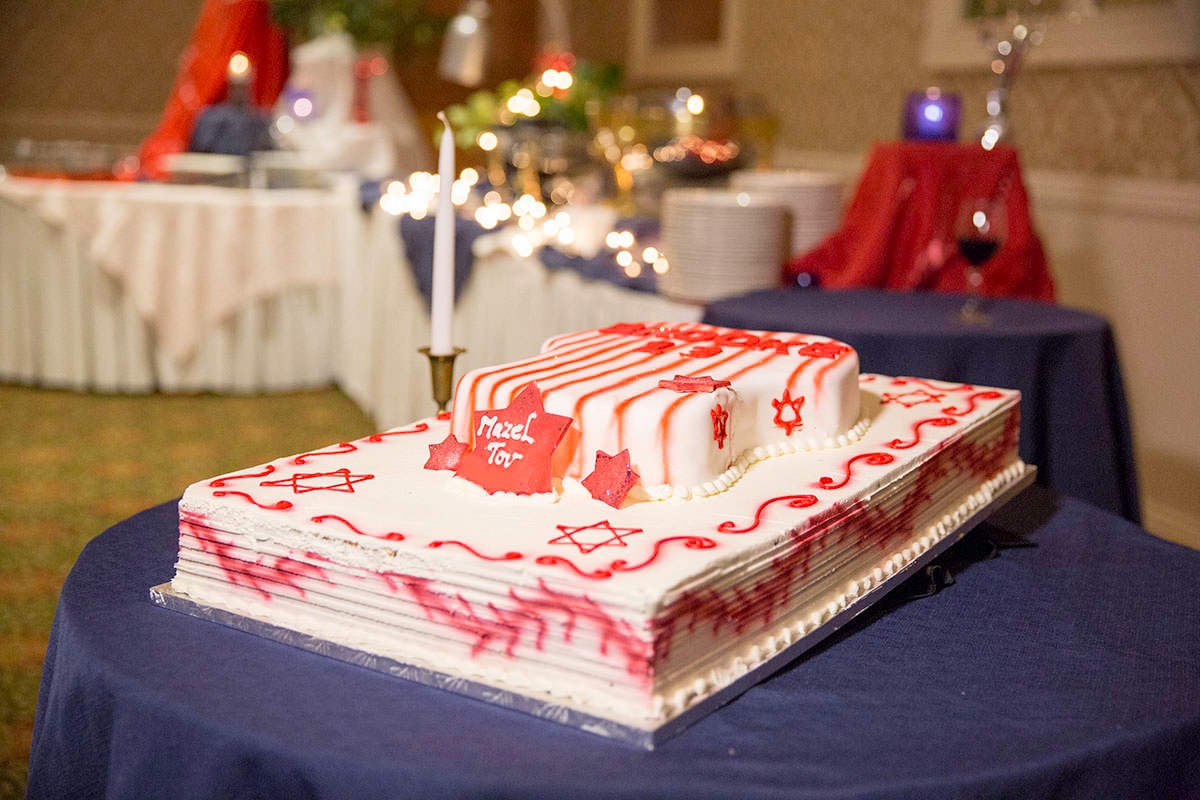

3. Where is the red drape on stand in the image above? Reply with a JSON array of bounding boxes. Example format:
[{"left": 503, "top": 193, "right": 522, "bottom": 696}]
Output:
[
  {"left": 137, "top": 0, "right": 288, "bottom": 179},
  {"left": 787, "top": 142, "right": 1055, "bottom": 302}
]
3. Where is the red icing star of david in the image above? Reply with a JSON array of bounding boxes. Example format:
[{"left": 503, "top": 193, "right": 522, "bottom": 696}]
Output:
[
  {"left": 581, "top": 449, "right": 640, "bottom": 509},
  {"left": 658, "top": 374, "right": 732, "bottom": 393},
  {"left": 549, "top": 520, "right": 642, "bottom": 554},
  {"left": 424, "top": 433, "right": 469, "bottom": 471},
  {"left": 881, "top": 389, "right": 945, "bottom": 408},
  {"left": 260, "top": 468, "right": 374, "bottom": 494},
  {"left": 795, "top": 341, "right": 850, "bottom": 359},
  {"left": 711, "top": 403, "right": 729, "bottom": 449},
  {"left": 771, "top": 389, "right": 806, "bottom": 435},
  {"left": 455, "top": 382, "right": 574, "bottom": 495}
]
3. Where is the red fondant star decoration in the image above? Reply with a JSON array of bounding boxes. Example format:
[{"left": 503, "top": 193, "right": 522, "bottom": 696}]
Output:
[
  {"left": 424, "top": 434, "right": 469, "bottom": 471},
  {"left": 711, "top": 403, "right": 729, "bottom": 449},
  {"left": 881, "top": 389, "right": 945, "bottom": 408},
  {"left": 260, "top": 468, "right": 374, "bottom": 494},
  {"left": 796, "top": 341, "right": 850, "bottom": 359},
  {"left": 455, "top": 382, "right": 574, "bottom": 495},
  {"left": 549, "top": 520, "right": 642, "bottom": 554},
  {"left": 581, "top": 449, "right": 640, "bottom": 509},
  {"left": 771, "top": 389, "right": 806, "bottom": 435},
  {"left": 658, "top": 374, "right": 732, "bottom": 393}
]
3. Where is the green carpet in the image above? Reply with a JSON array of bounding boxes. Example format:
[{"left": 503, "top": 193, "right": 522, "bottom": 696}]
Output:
[{"left": 0, "top": 384, "right": 376, "bottom": 799}]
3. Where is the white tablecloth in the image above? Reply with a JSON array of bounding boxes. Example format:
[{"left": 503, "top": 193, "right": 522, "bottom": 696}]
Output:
[
  {"left": 340, "top": 210, "right": 703, "bottom": 429},
  {"left": 0, "top": 177, "right": 353, "bottom": 393},
  {"left": 0, "top": 176, "right": 703, "bottom": 423}
]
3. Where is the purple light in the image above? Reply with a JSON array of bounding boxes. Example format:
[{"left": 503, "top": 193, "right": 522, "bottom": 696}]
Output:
[{"left": 903, "top": 89, "right": 961, "bottom": 142}]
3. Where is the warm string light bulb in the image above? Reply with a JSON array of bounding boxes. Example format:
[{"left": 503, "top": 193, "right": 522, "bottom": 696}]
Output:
[
  {"left": 379, "top": 172, "right": 672, "bottom": 282},
  {"left": 379, "top": 168, "right": 481, "bottom": 217}
]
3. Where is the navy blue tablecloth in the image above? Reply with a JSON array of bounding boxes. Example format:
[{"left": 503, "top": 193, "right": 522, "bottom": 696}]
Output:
[
  {"left": 703, "top": 289, "right": 1140, "bottom": 522},
  {"left": 28, "top": 493, "right": 1200, "bottom": 799}
]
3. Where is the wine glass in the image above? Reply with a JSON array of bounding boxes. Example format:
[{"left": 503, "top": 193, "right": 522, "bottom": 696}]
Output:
[{"left": 954, "top": 196, "right": 1007, "bottom": 324}]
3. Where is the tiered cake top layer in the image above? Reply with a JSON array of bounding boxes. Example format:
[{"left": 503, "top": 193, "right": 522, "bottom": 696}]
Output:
[{"left": 449, "top": 322, "right": 862, "bottom": 495}]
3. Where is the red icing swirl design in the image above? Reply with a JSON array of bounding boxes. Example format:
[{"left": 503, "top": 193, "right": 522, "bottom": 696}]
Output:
[
  {"left": 887, "top": 417, "right": 958, "bottom": 449},
  {"left": 208, "top": 465, "right": 276, "bottom": 487},
  {"left": 428, "top": 540, "right": 522, "bottom": 560},
  {"left": 311, "top": 514, "right": 406, "bottom": 541},
  {"left": 534, "top": 555, "right": 614, "bottom": 580},
  {"left": 398, "top": 528, "right": 717, "bottom": 579},
  {"left": 816, "top": 453, "right": 896, "bottom": 490},
  {"left": 210, "top": 490, "right": 293, "bottom": 511},
  {"left": 941, "top": 391, "right": 1005, "bottom": 417},
  {"left": 364, "top": 422, "right": 430, "bottom": 442},
  {"left": 891, "top": 377, "right": 974, "bottom": 392},
  {"left": 717, "top": 494, "right": 819, "bottom": 534},
  {"left": 610, "top": 536, "right": 717, "bottom": 572},
  {"left": 291, "top": 442, "right": 358, "bottom": 465}
]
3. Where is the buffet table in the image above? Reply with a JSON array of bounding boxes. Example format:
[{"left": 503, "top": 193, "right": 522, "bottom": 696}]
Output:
[
  {"left": 27, "top": 491, "right": 1200, "bottom": 799},
  {"left": 704, "top": 289, "right": 1140, "bottom": 522},
  {"left": 0, "top": 176, "right": 354, "bottom": 393}
]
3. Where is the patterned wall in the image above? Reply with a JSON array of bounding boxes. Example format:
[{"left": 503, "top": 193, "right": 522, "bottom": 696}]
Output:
[
  {"left": 1, "top": 0, "right": 1196, "bottom": 181},
  {"left": 738, "top": 0, "right": 1200, "bottom": 181},
  {"left": 0, "top": 0, "right": 204, "bottom": 146}
]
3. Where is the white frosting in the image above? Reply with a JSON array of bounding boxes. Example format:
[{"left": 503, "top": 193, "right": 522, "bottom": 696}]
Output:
[{"left": 174, "top": 359, "right": 1024, "bottom": 731}]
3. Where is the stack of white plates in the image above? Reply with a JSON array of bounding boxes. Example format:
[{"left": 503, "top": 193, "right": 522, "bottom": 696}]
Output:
[
  {"left": 729, "top": 170, "right": 845, "bottom": 258},
  {"left": 660, "top": 188, "right": 788, "bottom": 302},
  {"left": 162, "top": 153, "right": 247, "bottom": 188}
]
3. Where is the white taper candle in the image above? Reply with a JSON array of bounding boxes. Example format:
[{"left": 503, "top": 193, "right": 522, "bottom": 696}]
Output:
[{"left": 430, "top": 111, "right": 456, "bottom": 355}]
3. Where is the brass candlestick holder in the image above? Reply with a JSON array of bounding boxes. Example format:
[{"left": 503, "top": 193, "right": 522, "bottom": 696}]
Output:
[{"left": 420, "top": 347, "right": 465, "bottom": 413}]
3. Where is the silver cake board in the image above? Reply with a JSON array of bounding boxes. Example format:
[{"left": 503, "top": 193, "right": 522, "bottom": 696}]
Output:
[{"left": 151, "top": 468, "right": 1036, "bottom": 750}]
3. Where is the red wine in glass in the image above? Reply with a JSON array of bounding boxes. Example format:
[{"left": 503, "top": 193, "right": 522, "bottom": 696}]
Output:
[
  {"left": 958, "top": 237, "right": 999, "bottom": 267},
  {"left": 954, "top": 198, "right": 1006, "bottom": 324}
]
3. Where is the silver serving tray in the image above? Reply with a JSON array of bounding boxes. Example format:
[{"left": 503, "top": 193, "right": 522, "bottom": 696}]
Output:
[{"left": 152, "top": 468, "right": 1035, "bottom": 749}]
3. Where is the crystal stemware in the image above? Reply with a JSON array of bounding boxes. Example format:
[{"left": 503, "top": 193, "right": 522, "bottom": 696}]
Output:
[{"left": 954, "top": 196, "right": 1007, "bottom": 324}]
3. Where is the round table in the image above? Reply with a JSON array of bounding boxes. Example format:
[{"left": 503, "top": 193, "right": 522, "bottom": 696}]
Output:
[
  {"left": 703, "top": 288, "right": 1140, "bottom": 522},
  {"left": 28, "top": 492, "right": 1200, "bottom": 799}
]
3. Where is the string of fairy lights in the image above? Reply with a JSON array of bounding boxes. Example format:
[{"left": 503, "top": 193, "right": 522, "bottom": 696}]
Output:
[
  {"left": 377, "top": 168, "right": 671, "bottom": 280},
  {"left": 364, "top": 59, "right": 746, "bottom": 282}
]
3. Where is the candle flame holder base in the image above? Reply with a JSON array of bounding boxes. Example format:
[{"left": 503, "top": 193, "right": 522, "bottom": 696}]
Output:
[{"left": 420, "top": 347, "right": 465, "bottom": 413}]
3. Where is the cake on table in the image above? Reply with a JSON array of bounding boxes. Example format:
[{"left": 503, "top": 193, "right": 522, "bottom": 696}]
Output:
[{"left": 163, "top": 321, "right": 1028, "bottom": 746}]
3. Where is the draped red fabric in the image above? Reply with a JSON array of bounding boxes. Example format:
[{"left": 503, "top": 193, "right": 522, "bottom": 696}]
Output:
[
  {"left": 787, "top": 142, "right": 1055, "bottom": 302},
  {"left": 137, "top": 0, "right": 288, "bottom": 179}
]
